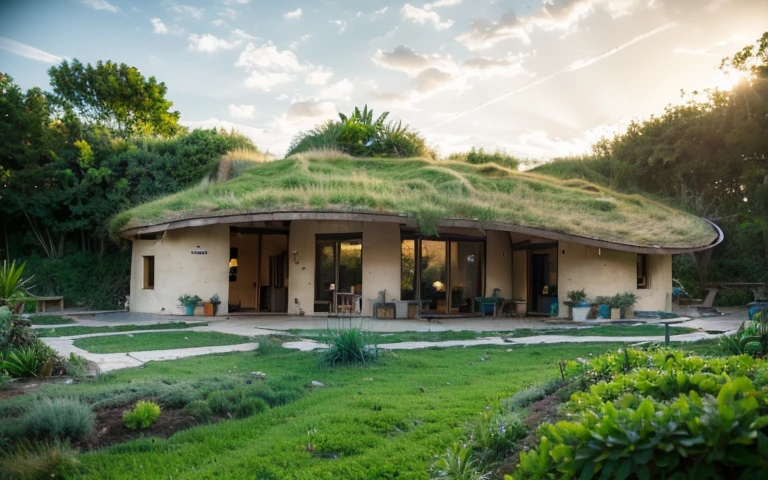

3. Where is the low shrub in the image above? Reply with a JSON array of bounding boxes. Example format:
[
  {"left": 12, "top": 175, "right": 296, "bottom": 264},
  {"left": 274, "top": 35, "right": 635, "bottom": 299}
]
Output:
[
  {"left": 503, "top": 386, "right": 546, "bottom": 411},
  {"left": 123, "top": 400, "right": 161, "bottom": 430},
  {"left": 320, "top": 328, "right": 378, "bottom": 366},
  {"left": 206, "top": 391, "right": 236, "bottom": 416},
  {"left": 182, "top": 400, "right": 213, "bottom": 422},
  {"left": 714, "top": 288, "right": 753, "bottom": 307},
  {"left": 13, "top": 398, "right": 95, "bottom": 441},
  {"left": 471, "top": 410, "right": 526, "bottom": 464},
  {"left": 1, "top": 341, "right": 57, "bottom": 378},
  {"left": 430, "top": 442, "right": 487, "bottom": 480},
  {"left": 0, "top": 439, "right": 79, "bottom": 480},
  {"left": 234, "top": 397, "right": 268, "bottom": 419}
]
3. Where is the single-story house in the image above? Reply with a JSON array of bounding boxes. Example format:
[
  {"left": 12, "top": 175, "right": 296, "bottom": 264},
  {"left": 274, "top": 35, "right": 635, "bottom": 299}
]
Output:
[{"left": 115, "top": 156, "right": 722, "bottom": 318}]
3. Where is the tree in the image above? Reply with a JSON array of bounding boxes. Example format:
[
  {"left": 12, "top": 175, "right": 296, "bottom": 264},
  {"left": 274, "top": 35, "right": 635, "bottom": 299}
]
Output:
[{"left": 48, "top": 59, "right": 184, "bottom": 137}]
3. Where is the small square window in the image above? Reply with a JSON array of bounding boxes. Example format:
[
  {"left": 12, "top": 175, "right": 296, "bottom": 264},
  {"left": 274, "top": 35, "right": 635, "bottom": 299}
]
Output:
[
  {"left": 637, "top": 254, "right": 648, "bottom": 289},
  {"left": 143, "top": 256, "right": 155, "bottom": 290}
]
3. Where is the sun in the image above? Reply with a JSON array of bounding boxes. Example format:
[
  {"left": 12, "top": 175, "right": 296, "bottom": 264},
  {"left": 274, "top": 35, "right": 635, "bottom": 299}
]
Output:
[{"left": 711, "top": 66, "right": 750, "bottom": 91}]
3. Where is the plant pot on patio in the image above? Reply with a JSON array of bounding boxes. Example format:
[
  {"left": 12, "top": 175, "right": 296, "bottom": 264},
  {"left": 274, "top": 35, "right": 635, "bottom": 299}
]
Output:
[
  {"left": 572, "top": 302, "right": 592, "bottom": 321},
  {"left": 203, "top": 302, "right": 215, "bottom": 316}
]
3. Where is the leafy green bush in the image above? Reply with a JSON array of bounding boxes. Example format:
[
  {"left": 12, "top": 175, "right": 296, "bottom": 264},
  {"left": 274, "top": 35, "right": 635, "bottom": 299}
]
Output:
[
  {"left": 206, "top": 389, "right": 269, "bottom": 418},
  {"left": 1, "top": 341, "right": 56, "bottom": 378},
  {"left": 0, "top": 439, "right": 79, "bottom": 480},
  {"left": 320, "top": 328, "right": 378, "bottom": 366},
  {"left": 510, "top": 348, "right": 768, "bottom": 479},
  {"left": 471, "top": 410, "right": 526, "bottom": 464},
  {"left": 234, "top": 397, "right": 268, "bottom": 419},
  {"left": 182, "top": 400, "right": 213, "bottom": 422},
  {"left": 715, "top": 288, "right": 754, "bottom": 307},
  {"left": 286, "top": 105, "right": 433, "bottom": 159},
  {"left": 11, "top": 398, "right": 95, "bottom": 441},
  {"left": 123, "top": 400, "right": 161, "bottom": 430},
  {"left": 430, "top": 442, "right": 486, "bottom": 480}
]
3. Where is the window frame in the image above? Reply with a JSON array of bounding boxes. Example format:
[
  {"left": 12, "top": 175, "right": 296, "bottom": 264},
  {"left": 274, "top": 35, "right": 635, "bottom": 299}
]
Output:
[
  {"left": 143, "top": 255, "right": 155, "bottom": 290},
  {"left": 637, "top": 254, "right": 649, "bottom": 289}
]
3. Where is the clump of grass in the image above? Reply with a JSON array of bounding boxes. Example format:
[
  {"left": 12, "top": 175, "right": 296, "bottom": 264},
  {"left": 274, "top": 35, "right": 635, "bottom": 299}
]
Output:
[
  {"left": 320, "top": 328, "right": 378, "bottom": 366},
  {"left": 10, "top": 398, "right": 95, "bottom": 441},
  {"left": 123, "top": 400, "right": 161, "bottom": 430},
  {"left": 28, "top": 315, "right": 75, "bottom": 325},
  {"left": 254, "top": 336, "right": 287, "bottom": 356},
  {"left": 287, "top": 147, "right": 354, "bottom": 161},
  {"left": 0, "top": 439, "right": 79, "bottom": 480},
  {"left": 216, "top": 149, "right": 273, "bottom": 183},
  {"left": 182, "top": 400, "right": 213, "bottom": 423}
]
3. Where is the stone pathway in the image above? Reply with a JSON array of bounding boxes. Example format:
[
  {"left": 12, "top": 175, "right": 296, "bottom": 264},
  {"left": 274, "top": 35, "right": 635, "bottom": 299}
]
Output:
[{"left": 36, "top": 310, "right": 746, "bottom": 372}]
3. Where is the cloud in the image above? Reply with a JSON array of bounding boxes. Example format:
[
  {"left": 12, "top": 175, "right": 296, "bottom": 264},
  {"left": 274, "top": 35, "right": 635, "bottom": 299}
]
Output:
[
  {"left": 188, "top": 33, "right": 241, "bottom": 52},
  {"left": 232, "top": 29, "right": 257, "bottom": 40},
  {"left": 236, "top": 41, "right": 303, "bottom": 72},
  {"left": 284, "top": 8, "right": 302, "bottom": 20},
  {"left": 151, "top": 18, "right": 169, "bottom": 34},
  {"left": 456, "top": 0, "right": 654, "bottom": 50},
  {"left": 305, "top": 66, "right": 334, "bottom": 86},
  {"left": 0, "top": 37, "right": 64, "bottom": 64},
  {"left": 320, "top": 79, "right": 354, "bottom": 101},
  {"left": 289, "top": 34, "right": 312, "bottom": 50},
  {"left": 400, "top": 4, "right": 454, "bottom": 30},
  {"left": 219, "top": 8, "right": 237, "bottom": 19},
  {"left": 426, "top": 0, "right": 462, "bottom": 7},
  {"left": 372, "top": 7, "right": 389, "bottom": 16},
  {"left": 212, "top": 19, "right": 226, "bottom": 27},
  {"left": 461, "top": 53, "right": 530, "bottom": 78},
  {"left": 229, "top": 104, "right": 256, "bottom": 119},
  {"left": 331, "top": 20, "right": 347, "bottom": 34},
  {"left": 81, "top": 0, "right": 118, "bottom": 12},
  {"left": 221, "top": 0, "right": 251, "bottom": 4},
  {"left": 372, "top": 45, "right": 454, "bottom": 76},
  {"left": 169, "top": 4, "right": 205, "bottom": 19},
  {"left": 243, "top": 71, "right": 295, "bottom": 91},
  {"left": 413, "top": 68, "right": 458, "bottom": 94},
  {"left": 286, "top": 100, "right": 337, "bottom": 120}
]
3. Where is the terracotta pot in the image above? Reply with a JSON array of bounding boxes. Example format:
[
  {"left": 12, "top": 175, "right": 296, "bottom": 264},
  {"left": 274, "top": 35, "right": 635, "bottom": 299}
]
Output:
[
  {"left": 203, "top": 302, "right": 214, "bottom": 316},
  {"left": 610, "top": 307, "right": 621, "bottom": 319}
]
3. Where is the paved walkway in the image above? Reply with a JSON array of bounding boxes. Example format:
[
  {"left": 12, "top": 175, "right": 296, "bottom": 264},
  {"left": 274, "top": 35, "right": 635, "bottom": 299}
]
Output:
[{"left": 35, "top": 309, "right": 748, "bottom": 372}]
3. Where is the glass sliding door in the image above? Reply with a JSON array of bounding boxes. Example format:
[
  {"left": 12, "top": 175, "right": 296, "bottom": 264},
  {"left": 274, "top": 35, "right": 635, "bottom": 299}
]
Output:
[
  {"left": 401, "top": 239, "right": 416, "bottom": 300},
  {"left": 449, "top": 242, "right": 483, "bottom": 313},
  {"left": 314, "top": 235, "right": 363, "bottom": 313},
  {"left": 314, "top": 239, "right": 336, "bottom": 313},
  {"left": 420, "top": 240, "right": 447, "bottom": 314}
]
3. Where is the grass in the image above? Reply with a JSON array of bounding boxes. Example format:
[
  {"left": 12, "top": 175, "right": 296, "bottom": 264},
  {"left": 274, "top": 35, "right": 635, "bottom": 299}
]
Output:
[
  {"left": 288, "top": 324, "right": 699, "bottom": 344},
  {"left": 72, "top": 331, "right": 250, "bottom": 353},
  {"left": 505, "top": 324, "right": 698, "bottom": 338},
  {"left": 71, "top": 343, "right": 620, "bottom": 479},
  {"left": 36, "top": 322, "right": 208, "bottom": 337},
  {"left": 111, "top": 155, "right": 716, "bottom": 248},
  {"left": 28, "top": 315, "right": 75, "bottom": 325}
]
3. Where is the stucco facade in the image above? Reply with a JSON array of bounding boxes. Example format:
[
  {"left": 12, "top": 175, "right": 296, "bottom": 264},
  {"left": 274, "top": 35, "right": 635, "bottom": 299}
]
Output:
[{"left": 128, "top": 220, "right": 677, "bottom": 318}]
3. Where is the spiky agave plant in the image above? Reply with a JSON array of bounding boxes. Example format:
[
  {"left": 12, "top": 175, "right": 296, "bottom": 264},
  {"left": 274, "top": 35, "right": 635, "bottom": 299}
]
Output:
[{"left": 0, "top": 260, "right": 34, "bottom": 312}]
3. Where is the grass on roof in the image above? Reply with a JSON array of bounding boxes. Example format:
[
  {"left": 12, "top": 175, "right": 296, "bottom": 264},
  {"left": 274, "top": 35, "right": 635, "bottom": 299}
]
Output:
[{"left": 111, "top": 154, "right": 717, "bottom": 248}]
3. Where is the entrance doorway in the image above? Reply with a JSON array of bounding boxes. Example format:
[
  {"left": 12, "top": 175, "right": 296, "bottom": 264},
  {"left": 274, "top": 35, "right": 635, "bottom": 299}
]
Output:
[
  {"left": 528, "top": 250, "right": 558, "bottom": 315},
  {"left": 314, "top": 234, "right": 363, "bottom": 313},
  {"left": 229, "top": 229, "right": 289, "bottom": 313},
  {"left": 401, "top": 236, "right": 484, "bottom": 315}
]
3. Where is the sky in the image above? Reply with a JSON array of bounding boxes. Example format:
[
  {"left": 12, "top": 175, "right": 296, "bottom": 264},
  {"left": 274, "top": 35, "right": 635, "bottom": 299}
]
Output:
[{"left": 1, "top": 0, "right": 766, "bottom": 159}]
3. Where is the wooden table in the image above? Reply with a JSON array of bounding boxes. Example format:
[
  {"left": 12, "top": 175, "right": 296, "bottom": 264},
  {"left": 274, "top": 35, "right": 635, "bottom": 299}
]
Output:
[{"left": 32, "top": 296, "right": 64, "bottom": 313}]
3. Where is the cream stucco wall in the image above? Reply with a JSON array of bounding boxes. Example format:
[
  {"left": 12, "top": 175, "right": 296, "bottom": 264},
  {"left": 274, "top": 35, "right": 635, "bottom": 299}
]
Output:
[
  {"left": 557, "top": 241, "right": 672, "bottom": 317},
  {"left": 485, "top": 230, "right": 512, "bottom": 297},
  {"left": 287, "top": 220, "right": 402, "bottom": 316},
  {"left": 130, "top": 225, "right": 230, "bottom": 315}
]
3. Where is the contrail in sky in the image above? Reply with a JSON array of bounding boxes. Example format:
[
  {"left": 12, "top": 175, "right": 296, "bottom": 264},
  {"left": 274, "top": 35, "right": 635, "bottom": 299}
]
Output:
[{"left": 426, "top": 22, "right": 678, "bottom": 130}]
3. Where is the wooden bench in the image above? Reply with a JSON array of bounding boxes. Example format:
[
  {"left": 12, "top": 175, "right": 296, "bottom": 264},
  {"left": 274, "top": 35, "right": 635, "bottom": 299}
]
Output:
[{"left": 31, "top": 296, "right": 64, "bottom": 313}]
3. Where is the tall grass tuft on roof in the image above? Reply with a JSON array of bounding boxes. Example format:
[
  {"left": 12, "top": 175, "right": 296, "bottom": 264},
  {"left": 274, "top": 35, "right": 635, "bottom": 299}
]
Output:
[
  {"left": 286, "top": 105, "right": 434, "bottom": 159},
  {"left": 111, "top": 153, "right": 718, "bottom": 248}
]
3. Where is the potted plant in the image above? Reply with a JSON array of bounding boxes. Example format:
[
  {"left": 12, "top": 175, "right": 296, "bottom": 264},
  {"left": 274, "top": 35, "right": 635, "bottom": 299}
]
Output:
[
  {"left": 565, "top": 289, "right": 590, "bottom": 321},
  {"left": 178, "top": 294, "right": 201, "bottom": 316},
  {"left": 593, "top": 296, "right": 612, "bottom": 319},
  {"left": 618, "top": 292, "right": 637, "bottom": 319},
  {"left": 203, "top": 294, "right": 221, "bottom": 316},
  {"left": 608, "top": 294, "right": 623, "bottom": 319}
]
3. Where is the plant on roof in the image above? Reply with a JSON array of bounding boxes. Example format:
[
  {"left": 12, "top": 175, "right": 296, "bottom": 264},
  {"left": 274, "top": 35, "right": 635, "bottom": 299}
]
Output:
[{"left": 286, "top": 105, "right": 433, "bottom": 159}]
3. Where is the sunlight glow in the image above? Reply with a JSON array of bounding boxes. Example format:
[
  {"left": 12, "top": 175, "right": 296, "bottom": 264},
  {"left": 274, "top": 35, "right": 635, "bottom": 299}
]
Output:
[{"left": 712, "top": 67, "right": 750, "bottom": 91}]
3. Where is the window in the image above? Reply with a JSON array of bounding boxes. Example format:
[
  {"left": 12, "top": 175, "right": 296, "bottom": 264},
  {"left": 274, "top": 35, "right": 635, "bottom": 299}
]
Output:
[
  {"left": 314, "top": 234, "right": 362, "bottom": 312},
  {"left": 637, "top": 254, "right": 649, "bottom": 289},
  {"left": 143, "top": 256, "right": 155, "bottom": 289}
]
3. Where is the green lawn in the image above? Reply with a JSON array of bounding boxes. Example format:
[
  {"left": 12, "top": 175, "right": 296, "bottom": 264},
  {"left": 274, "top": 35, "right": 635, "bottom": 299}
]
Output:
[
  {"left": 288, "top": 324, "right": 698, "bottom": 344},
  {"left": 28, "top": 315, "right": 75, "bottom": 325},
  {"left": 70, "top": 343, "right": 619, "bottom": 479},
  {"left": 37, "top": 322, "right": 208, "bottom": 338},
  {"left": 506, "top": 324, "right": 698, "bottom": 338},
  {"left": 72, "top": 331, "right": 250, "bottom": 353}
]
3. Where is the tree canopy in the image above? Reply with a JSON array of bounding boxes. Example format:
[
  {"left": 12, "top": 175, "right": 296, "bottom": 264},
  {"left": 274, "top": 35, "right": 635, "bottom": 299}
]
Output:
[{"left": 48, "top": 59, "right": 184, "bottom": 137}]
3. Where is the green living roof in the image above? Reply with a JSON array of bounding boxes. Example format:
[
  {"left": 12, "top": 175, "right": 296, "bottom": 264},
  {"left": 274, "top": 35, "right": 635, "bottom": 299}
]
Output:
[{"left": 113, "top": 156, "right": 719, "bottom": 250}]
